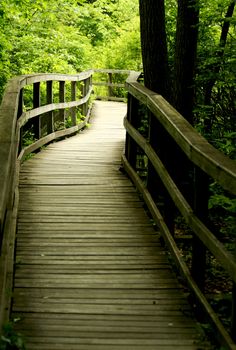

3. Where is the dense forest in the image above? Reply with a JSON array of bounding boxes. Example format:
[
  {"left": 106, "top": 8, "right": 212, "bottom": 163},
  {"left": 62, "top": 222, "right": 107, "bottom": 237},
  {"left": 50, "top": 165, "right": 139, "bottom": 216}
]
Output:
[
  {"left": 0, "top": 0, "right": 235, "bottom": 346},
  {"left": 0, "top": 0, "right": 235, "bottom": 226},
  {"left": 0, "top": 0, "right": 235, "bottom": 140},
  {"left": 0, "top": 0, "right": 141, "bottom": 99}
]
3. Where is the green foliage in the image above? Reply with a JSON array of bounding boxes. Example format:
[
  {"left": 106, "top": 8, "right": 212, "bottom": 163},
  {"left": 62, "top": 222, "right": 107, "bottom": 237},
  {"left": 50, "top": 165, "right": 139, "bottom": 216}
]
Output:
[
  {"left": 65, "top": 109, "right": 86, "bottom": 128},
  {"left": 99, "top": 18, "right": 141, "bottom": 70},
  {"left": 22, "top": 127, "right": 36, "bottom": 147},
  {"left": 0, "top": 321, "right": 25, "bottom": 350},
  {"left": 0, "top": 0, "right": 140, "bottom": 103},
  {"left": 195, "top": 0, "right": 236, "bottom": 139},
  {"left": 212, "top": 132, "right": 236, "bottom": 159},
  {"left": 209, "top": 182, "right": 236, "bottom": 238}
]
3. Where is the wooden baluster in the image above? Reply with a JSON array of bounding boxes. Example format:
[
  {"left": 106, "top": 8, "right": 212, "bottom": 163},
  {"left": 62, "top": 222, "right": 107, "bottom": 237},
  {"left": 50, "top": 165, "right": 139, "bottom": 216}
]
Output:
[
  {"left": 46, "top": 81, "right": 54, "bottom": 134},
  {"left": 108, "top": 73, "right": 113, "bottom": 99},
  {"left": 17, "top": 88, "right": 24, "bottom": 118},
  {"left": 146, "top": 113, "right": 175, "bottom": 232},
  {"left": 85, "top": 78, "right": 89, "bottom": 116},
  {"left": 33, "top": 82, "right": 41, "bottom": 139},
  {"left": 125, "top": 94, "right": 138, "bottom": 169},
  {"left": 71, "top": 81, "right": 77, "bottom": 126},
  {"left": 17, "top": 88, "right": 24, "bottom": 153},
  {"left": 80, "top": 80, "right": 86, "bottom": 117},
  {"left": 147, "top": 112, "right": 160, "bottom": 197},
  {"left": 59, "top": 81, "right": 65, "bottom": 128},
  {"left": 191, "top": 167, "right": 208, "bottom": 292}
]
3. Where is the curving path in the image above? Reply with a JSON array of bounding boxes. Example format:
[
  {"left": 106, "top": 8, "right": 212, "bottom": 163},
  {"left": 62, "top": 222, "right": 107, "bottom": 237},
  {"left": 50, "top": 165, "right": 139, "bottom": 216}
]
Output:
[{"left": 12, "top": 101, "right": 210, "bottom": 349}]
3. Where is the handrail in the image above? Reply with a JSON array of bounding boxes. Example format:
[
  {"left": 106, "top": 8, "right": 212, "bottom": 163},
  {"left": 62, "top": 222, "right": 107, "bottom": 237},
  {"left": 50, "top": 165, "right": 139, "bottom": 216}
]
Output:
[
  {"left": 123, "top": 74, "right": 236, "bottom": 349},
  {"left": 127, "top": 82, "right": 236, "bottom": 194},
  {"left": 0, "top": 70, "right": 93, "bottom": 232},
  {"left": 1, "top": 67, "right": 235, "bottom": 348},
  {"left": 0, "top": 68, "right": 134, "bottom": 331}
]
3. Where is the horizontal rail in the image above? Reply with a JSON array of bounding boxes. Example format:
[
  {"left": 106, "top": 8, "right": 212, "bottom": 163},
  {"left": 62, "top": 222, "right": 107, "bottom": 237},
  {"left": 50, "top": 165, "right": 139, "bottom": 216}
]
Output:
[
  {"left": 93, "top": 82, "right": 125, "bottom": 88},
  {"left": 124, "top": 116, "right": 236, "bottom": 283},
  {"left": 124, "top": 75, "right": 236, "bottom": 349},
  {"left": 20, "top": 70, "right": 94, "bottom": 87},
  {"left": 127, "top": 82, "right": 236, "bottom": 195},
  {"left": 17, "top": 86, "right": 92, "bottom": 129},
  {"left": 122, "top": 153, "right": 236, "bottom": 350},
  {"left": 93, "top": 68, "right": 132, "bottom": 75}
]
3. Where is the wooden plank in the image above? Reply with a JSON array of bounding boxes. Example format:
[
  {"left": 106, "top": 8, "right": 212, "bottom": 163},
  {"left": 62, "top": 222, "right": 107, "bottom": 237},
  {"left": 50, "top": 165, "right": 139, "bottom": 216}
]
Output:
[
  {"left": 16, "top": 243, "right": 161, "bottom": 249},
  {"left": 14, "top": 248, "right": 166, "bottom": 255},
  {"left": 16, "top": 236, "right": 160, "bottom": 242},
  {"left": 22, "top": 345, "right": 204, "bottom": 350},
  {"left": 13, "top": 329, "right": 198, "bottom": 339},
  {"left": 13, "top": 298, "right": 189, "bottom": 308},
  {"left": 12, "top": 303, "right": 186, "bottom": 315},
  {"left": 10, "top": 336, "right": 200, "bottom": 346},
  {"left": 15, "top": 258, "right": 163, "bottom": 265},
  {"left": 16, "top": 224, "right": 154, "bottom": 231},
  {"left": 14, "top": 264, "right": 169, "bottom": 271},
  {"left": 11, "top": 311, "right": 195, "bottom": 322},
  {"left": 15, "top": 324, "right": 197, "bottom": 334},
  {"left": 16, "top": 232, "right": 158, "bottom": 238},
  {"left": 13, "top": 288, "right": 186, "bottom": 299}
]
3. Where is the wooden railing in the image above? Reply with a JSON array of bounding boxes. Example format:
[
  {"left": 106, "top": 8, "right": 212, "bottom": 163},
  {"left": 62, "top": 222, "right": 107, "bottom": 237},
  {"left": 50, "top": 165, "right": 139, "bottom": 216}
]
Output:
[
  {"left": 93, "top": 68, "right": 132, "bottom": 101},
  {"left": 0, "top": 68, "right": 236, "bottom": 349},
  {"left": 123, "top": 74, "right": 236, "bottom": 349},
  {"left": 0, "top": 68, "right": 132, "bottom": 330}
]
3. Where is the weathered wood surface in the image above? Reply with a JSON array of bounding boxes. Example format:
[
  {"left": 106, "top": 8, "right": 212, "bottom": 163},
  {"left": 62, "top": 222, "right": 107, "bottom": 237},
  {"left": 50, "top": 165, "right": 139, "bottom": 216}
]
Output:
[
  {"left": 12, "top": 101, "right": 210, "bottom": 350},
  {"left": 124, "top": 117, "right": 236, "bottom": 284},
  {"left": 126, "top": 82, "right": 236, "bottom": 195}
]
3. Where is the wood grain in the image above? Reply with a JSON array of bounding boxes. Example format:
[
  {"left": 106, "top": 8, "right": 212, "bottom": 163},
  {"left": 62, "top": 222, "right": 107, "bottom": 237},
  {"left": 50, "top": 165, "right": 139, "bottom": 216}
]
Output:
[{"left": 12, "top": 101, "right": 211, "bottom": 350}]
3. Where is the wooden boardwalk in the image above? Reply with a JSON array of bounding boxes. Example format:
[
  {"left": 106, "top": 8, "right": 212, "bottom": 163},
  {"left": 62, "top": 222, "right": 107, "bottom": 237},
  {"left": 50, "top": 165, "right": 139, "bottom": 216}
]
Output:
[{"left": 12, "top": 101, "right": 209, "bottom": 349}]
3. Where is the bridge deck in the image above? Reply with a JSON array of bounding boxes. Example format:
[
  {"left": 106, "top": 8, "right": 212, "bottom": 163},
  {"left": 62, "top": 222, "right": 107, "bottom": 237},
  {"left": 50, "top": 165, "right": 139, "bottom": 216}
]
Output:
[{"left": 12, "top": 101, "right": 208, "bottom": 349}]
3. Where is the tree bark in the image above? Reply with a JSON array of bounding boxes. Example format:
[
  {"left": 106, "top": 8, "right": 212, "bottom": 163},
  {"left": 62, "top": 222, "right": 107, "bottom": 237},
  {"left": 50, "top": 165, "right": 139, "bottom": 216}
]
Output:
[
  {"left": 139, "top": 0, "right": 170, "bottom": 99},
  {"left": 173, "top": 0, "right": 199, "bottom": 124}
]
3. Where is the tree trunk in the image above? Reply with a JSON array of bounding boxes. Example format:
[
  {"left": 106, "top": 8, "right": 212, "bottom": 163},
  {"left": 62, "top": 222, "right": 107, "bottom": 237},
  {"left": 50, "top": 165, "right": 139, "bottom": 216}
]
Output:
[
  {"left": 173, "top": 0, "right": 199, "bottom": 124},
  {"left": 203, "top": 0, "right": 235, "bottom": 133},
  {"left": 139, "top": 0, "right": 170, "bottom": 99}
]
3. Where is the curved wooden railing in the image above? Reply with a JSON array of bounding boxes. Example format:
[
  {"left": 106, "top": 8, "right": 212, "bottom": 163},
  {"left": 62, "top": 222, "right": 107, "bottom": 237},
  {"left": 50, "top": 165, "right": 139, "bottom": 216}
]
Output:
[
  {"left": 0, "top": 68, "right": 236, "bottom": 349},
  {"left": 123, "top": 75, "right": 236, "bottom": 349},
  {"left": 0, "top": 68, "right": 132, "bottom": 330}
]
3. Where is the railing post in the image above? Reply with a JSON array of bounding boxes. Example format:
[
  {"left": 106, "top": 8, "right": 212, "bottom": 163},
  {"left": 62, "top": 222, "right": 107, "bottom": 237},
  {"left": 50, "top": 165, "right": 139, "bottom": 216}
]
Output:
[
  {"left": 71, "top": 81, "right": 77, "bottom": 126},
  {"left": 46, "top": 81, "right": 54, "bottom": 134},
  {"left": 191, "top": 167, "right": 208, "bottom": 292},
  {"left": 33, "top": 82, "right": 41, "bottom": 139},
  {"left": 108, "top": 73, "right": 113, "bottom": 98},
  {"left": 81, "top": 77, "right": 90, "bottom": 117},
  {"left": 59, "top": 81, "right": 65, "bottom": 128},
  {"left": 147, "top": 113, "right": 175, "bottom": 232},
  {"left": 17, "top": 88, "right": 24, "bottom": 153},
  {"left": 125, "top": 93, "right": 138, "bottom": 169},
  {"left": 17, "top": 89, "right": 24, "bottom": 118},
  {"left": 80, "top": 80, "right": 87, "bottom": 117},
  {"left": 146, "top": 112, "right": 158, "bottom": 194},
  {"left": 85, "top": 77, "right": 90, "bottom": 115}
]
